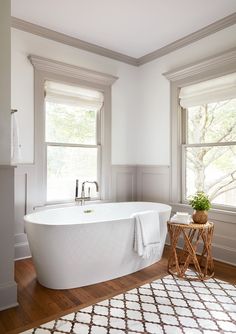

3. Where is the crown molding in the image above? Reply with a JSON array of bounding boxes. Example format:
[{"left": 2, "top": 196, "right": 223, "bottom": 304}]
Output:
[
  {"left": 29, "top": 54, "right": 118, "bottom": 86},
  {"left": 163, "top": 47, "right": 236, "bottom": 83},
  {"left": 12, "top": 13, "right": 236, "bottom": 67},
  {"left": 11, "top": 17, "right": 138, "bottom": 67},
  {"left": 138, "top": 12, "right": 236, "bottom": 65}
]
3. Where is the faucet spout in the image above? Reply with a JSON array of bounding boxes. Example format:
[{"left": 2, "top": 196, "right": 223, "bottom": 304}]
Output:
[
  {"left": 82, "top": 181, "right": 99, "bottom": 193},
  {"left": 76, "top": 181, "right": 99, "bottom": 205}
]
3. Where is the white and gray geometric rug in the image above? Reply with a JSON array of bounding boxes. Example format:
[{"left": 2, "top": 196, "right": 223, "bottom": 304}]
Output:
[{"left": 21, "top": 271, "right": 236, "bottom": 334}]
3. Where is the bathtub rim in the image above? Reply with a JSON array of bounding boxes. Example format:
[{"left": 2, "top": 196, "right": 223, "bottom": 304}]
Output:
[{"left": 24, "top": 201, "right": 172, "bottom": 226}]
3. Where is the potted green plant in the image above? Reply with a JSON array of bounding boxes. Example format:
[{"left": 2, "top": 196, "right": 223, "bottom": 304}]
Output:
[{"left": 189, "top": 191, "right": 211, "bottom": 224}]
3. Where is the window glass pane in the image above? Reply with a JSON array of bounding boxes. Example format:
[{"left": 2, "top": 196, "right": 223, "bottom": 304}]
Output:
[
  {"left": 45, "top": 101, "right": 97, "bottom": 145},
  {"left": 185, "top": 145, "right": 236, "bottom": 207},
  {"left": 187, "top": 98, "right": 236, "bottom": 144},
  {"left": 47, "top": 146, "right": 98, "bottom": 202}
]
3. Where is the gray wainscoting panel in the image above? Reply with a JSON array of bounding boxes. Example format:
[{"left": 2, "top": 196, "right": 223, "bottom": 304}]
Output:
[
  {"left": 111, "top": 165, "right": 137, "bottom": 202},
  {"left": 211, "top": 219, "right": 236, "bottom": 266},
  {"left": 137, "top": 165, "right": 170, "bottom": 203},
  {"left": 14, "top": 163, "right": 236, "bottom": 266},
  {"left": 111, "top": 165, "right": 170, "bottom": 203}
]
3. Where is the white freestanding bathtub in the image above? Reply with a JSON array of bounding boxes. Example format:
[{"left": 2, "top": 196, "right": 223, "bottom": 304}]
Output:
[{"left": 24, "top": 202, "right": 171, "bottom": 289}]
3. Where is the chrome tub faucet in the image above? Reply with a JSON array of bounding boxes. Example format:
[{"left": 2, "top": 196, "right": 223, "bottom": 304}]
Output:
[{"left": 75, "top": 180, "right": 99, "bottom": 205}]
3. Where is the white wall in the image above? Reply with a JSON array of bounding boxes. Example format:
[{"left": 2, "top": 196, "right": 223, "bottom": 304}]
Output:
[
  {"left": 137, "top": 24, "right": 236, "bottom": 165},
  {"left": 11, "top": 28, "right": 139, "bottom": 165},
  {"left": 12, "top": 24, "right": 236, "bottom": 166},
  {"left": 134, "top": 24, "right": 236, "bottom": 266},
  {"left": 12, "top": 24, "right": 236, "bottom": 265},
  {"left": 0, "top": 1, "right": 11, "bottom": 164},
  {"left": 11, "top": 28, "right": 140, "bottom": 260}
]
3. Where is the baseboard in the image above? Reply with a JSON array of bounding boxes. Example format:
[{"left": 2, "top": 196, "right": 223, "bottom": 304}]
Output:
[
  {"left": 165, "top": 240, "right": 236, "bottom": 267},
  {"left": 14, "top": 233, "right": 31, "bottom": 260},
  {"left": 211, "top": 242, "right": 236, "bottom": 267},
  {"left": 0, "top": 281, "right": 18, "bottom": 311}
]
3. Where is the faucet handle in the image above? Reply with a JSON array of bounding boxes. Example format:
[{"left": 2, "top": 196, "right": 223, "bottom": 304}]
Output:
[{"left": 75, "top": 179, "right": 79, "bottom": 198}]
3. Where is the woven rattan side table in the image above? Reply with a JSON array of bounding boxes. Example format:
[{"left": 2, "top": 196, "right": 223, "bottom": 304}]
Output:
[{"left": 167, "top": 221, "right": 214, "bottom": 281}]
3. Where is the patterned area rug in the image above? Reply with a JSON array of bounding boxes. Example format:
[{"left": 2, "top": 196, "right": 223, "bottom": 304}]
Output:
[{"left": 22, "top": 271, "right": 236, "bottom": 334}]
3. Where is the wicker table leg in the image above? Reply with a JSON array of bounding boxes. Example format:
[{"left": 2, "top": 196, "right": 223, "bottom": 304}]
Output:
[
  {"left": 167, "top": 222, "right": 214, "bottom": 281},
  {"left": 168, "top": 225, "right": 182, "bottom": 277}
]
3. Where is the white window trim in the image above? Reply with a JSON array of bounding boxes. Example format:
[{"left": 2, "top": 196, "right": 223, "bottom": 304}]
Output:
[
  {"left": 29, "top": 55, "right": 118, "bottom": 205},
  {"left": 163, "top": 47, "right": 236, "bottom": 223}
]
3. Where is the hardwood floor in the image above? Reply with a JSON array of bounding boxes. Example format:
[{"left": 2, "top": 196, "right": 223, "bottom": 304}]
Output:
[{"left": 0, "top": 247, "right": 235, "bottom": 334}]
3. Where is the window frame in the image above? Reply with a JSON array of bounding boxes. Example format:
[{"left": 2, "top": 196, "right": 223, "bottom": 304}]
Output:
[
  {"left": 163, "top": 48, "right": 236, "bottom": 221},
  {"left": 45, "top": 91, "right": 102, "bottom": 203},
  {"left": 181, "top": 104, "right": 236, "bottom": 209},
  {"left": 29, "top": 55, "right": 117, "bottom": 206}
]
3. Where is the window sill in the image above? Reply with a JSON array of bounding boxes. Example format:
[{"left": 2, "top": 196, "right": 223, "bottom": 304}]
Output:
[{"left": 170, "top": 203, "right": 236, "bottom": 224}]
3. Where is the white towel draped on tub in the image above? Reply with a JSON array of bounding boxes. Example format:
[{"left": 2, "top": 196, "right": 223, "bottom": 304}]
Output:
[
  {"left": 11, "top": 113, "right": 22, "bottom": 164},
  {"left": 133, "top": 210, "right": 160, "bottom": 259}
]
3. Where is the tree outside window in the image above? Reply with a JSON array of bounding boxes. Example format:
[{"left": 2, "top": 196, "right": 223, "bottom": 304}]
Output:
[{"left": 183, "top": 98, "right": 236, "bottom": 208}]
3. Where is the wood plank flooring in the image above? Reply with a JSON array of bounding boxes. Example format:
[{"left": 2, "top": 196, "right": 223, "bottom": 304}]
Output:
[{"left": 0, "top": 247, "right": 235, "bottom": 334}]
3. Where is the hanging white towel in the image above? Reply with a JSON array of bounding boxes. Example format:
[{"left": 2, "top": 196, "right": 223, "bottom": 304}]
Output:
[
  {"left": 133, "top": 210, "right": 161, "bottom": 259},
  {"left": 11, "top": 113, "right": 22, "bottom": 164}
]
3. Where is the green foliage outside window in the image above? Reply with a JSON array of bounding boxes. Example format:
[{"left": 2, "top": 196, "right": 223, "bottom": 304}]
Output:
[{"left": 186, "top": 98, "right": 236, "bottom": 207}]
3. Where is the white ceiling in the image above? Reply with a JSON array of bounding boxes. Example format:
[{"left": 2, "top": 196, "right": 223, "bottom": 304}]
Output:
[{"left": 11, "top": 0, "right": 236, "bottom": 58}]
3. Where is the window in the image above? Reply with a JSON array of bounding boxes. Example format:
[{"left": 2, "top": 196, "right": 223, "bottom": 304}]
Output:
[
  {"left": 180, "top": 73, "right": 236, "bottom": 209},
  {"left": 45, "top": 81, "right": 103, "bottom": 202},
  {"left": 164, "top": 49, "right": 236, "bottom": 221},
  {"left": 30, "top": 55, "right": 117, "bottom": 206}
]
